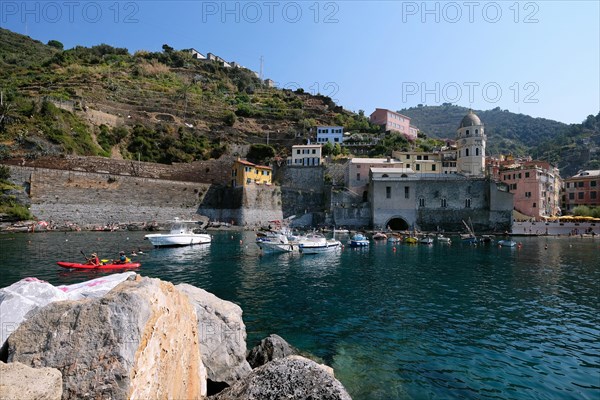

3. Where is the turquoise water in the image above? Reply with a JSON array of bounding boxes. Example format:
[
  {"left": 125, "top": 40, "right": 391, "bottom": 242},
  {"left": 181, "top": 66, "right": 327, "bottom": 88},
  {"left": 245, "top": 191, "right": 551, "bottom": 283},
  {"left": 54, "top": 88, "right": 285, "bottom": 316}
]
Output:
[{"left": 1, "top": 231, "right": 599, "bottom": 400}]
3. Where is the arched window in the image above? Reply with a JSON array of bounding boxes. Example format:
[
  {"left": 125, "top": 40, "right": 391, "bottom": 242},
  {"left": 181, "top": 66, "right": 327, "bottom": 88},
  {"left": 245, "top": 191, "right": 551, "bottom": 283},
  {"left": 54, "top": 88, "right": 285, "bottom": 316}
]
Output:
[
  {"left": 476, "top": 148, "right": 479, "bottom": 156},
  {"left": 466, "top": 130, "right": 470, "bottom": 135},
  {"left": 401, "top": 174, "right": 408, "bottom": 178},
  {"left": 418, "top": 197, "right": 425, "bottom": 207},
  {"left": 441, "top": 198, "right": 447, "bottom": 208},
  {"left": 465, "top": 198, "right": 472, "bottom": 208},
  {"left": 382, "top": 174, "right": 389, "bottom": 178},
  {"left": 466, "top": 148, "right": 469, "bottom": 157},
  {"left": 475, "top": 129, "right": 478, "bottom": 135}
]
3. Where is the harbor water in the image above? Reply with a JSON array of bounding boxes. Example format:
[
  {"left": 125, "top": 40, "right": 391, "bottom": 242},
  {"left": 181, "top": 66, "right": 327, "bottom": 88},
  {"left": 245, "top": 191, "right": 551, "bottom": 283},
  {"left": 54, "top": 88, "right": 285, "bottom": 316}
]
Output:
[{"left": 1, "top": 230, "right": 598, "bottom": 400}]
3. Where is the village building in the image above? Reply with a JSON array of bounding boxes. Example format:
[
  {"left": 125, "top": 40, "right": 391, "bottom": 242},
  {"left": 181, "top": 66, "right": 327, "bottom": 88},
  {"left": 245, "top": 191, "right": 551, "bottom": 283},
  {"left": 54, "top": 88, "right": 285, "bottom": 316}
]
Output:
[
  {"left": 368, "top": 111, "right": 513, "bottom": 232},
  {"left": 562, "top": 170, "right": 600, "bottom": 212},
  {"left": 369, "top": 108, "right": 418, "bottom": 141},
  {"left": 487, "top": 156, "right": 562, "bottom": 219},
  {"left": 231, "top": 158, "right": 272, "bottom": 187},
  {"left": 346, "top": 157, "right": 406, "bottom": 201},
  {"left": 315, "top": 126, "right": 344, "bottom": 145},
  {"left": 287, "top": 144, "right": 323, "bottom": 167}
]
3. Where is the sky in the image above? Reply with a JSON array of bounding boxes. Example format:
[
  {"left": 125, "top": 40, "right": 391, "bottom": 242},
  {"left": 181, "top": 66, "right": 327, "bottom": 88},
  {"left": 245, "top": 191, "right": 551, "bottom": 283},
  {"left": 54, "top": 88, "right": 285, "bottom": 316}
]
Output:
[{"left": 1, "top": 1, "right": 598, "bottom": 124}]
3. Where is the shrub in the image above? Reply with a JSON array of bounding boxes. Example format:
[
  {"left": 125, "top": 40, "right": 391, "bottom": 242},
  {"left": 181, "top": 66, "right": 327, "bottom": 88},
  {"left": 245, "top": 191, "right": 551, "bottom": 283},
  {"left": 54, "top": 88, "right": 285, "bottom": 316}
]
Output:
[{"left": 223, "top": 111, "right": 237, "bottom": 126}]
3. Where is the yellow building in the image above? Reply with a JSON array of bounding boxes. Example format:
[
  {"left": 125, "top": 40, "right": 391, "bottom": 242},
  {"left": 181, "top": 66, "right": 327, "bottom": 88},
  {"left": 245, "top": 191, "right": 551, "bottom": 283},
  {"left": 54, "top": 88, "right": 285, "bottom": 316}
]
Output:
[{"left": 231, "top": 158, "right": 272, "bottom": 187}]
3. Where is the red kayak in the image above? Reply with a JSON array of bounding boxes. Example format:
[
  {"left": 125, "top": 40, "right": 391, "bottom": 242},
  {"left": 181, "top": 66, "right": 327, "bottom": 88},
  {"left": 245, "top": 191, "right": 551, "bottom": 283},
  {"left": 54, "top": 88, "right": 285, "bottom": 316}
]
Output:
[{"left": 57, "top": 261, "right": 141, "bottom": 270}]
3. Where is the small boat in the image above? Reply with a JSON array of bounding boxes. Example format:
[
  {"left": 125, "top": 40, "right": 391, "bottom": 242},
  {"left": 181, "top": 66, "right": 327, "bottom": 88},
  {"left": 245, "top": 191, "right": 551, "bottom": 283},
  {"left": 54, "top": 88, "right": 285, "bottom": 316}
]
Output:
[
  {"left": 437, "top": 234, "right": 451, "bottom": 244},
  {"left": 57, "top": 261, "right": 141, "bottom": 270},
  {"left": 299, "top": 233, "right": 342, "bottom": 254},
  {"left": 461, "top": 219, "right": 478, "bottom": 244},
  {"left": 145, "top": 218, "right": 211, "bottom": 247},
  {"left": 419, "top": 236, "right": 434, "bottom": 245},
  {"left": 497, "top": 239, "right": 517, "bottom": 247},
  {"left": 349, "top": 233, "right": 370, "bottom": 247},
  {"left": 256, "top": 233, "right": 297, "bottom": 253},
  {"left": 404, "top": 236, "right": 418, "bottom": 244},
  {"left": 387, "top": 234, "right": 402, "bottom": 244},
  {"left": 372, "top": 232, "right": 387, "bottom": 240}
]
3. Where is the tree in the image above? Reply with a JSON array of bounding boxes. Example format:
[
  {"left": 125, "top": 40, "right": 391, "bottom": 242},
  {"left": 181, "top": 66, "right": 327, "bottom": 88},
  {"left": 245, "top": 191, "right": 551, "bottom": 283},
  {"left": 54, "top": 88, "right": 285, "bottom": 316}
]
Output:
[
  {"left": 246, "top": 144, "right": 275, "bottom": 165},
  {"left": 322, "top": 142, "right": 334, "bottom": 156},
  {"left": 47, "top": 40, "right": 64, "bottom": 50}
]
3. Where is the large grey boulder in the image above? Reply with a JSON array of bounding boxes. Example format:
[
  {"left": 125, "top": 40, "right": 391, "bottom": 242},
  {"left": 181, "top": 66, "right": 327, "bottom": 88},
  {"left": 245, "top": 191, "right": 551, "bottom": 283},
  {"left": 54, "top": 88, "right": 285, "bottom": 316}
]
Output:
[
  {"left": 0, "top": 272, "right": 136, "bottom": 347},
  {"left": 246, "top": 334, "right": 301, "bottom": 369},
  {"left": 0, "top": 361, "right": 63, "bottom": 400},
  {"left": 210, "top": 356, "right": 352, "bottom": 400},
  {"left": 177, "top": 283, "right": 252, "bottom": 385},
  {"left": 5, "top": 275, "right": 207, "bottom": 399}
]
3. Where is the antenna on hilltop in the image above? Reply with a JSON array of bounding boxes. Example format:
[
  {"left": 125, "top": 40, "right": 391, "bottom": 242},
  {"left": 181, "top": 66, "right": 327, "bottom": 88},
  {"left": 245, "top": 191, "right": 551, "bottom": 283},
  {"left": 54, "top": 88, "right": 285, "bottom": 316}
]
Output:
[{"left": 259, "top": 55, "right": 264, "bottom": 81}]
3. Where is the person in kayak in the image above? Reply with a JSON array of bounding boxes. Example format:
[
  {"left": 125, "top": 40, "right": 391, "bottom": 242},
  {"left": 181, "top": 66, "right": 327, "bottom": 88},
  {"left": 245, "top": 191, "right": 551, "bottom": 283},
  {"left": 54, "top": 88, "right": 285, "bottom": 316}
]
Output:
[
  {"left": 87, "top": 253, "right": 101, "bottom": 266},
  {"left": 115, "top": 251, "right": 130, "bottom": 264}
]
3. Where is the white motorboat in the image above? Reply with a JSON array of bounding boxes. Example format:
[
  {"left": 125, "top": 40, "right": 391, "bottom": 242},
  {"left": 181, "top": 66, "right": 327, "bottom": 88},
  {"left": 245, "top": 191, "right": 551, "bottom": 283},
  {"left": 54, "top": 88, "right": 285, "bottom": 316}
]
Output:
[
  {"left": 298, "top": 233, "right": 342, "bottom": 254},
  {"left": 497, "top": 239, "right": 517, "bottom": 247},
  {"left": 437, "top": 234, "right": 452, "bottom": 244},
  {"left": 145, "top": 219, "right": 211, "bottom": 247},
  {"left": 419, "top": 235, "right": 434, "bottom": 245},
  {"left": 256, "top": 233, "right": 297, "bottom": 253}
]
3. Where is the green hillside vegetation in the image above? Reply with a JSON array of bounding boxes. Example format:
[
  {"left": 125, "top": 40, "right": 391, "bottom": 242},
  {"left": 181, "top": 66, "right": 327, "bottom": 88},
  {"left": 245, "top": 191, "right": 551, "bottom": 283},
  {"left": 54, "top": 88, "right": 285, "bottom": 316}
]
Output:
[
  {"left": 0, "top": 28, "right": 380, "bottom": 164},
  {"left": 399, "top": 104, "right": 600, "bottom": 177},
  {"left": 1, "top": 28, "right": 597, "bottom": 178}
]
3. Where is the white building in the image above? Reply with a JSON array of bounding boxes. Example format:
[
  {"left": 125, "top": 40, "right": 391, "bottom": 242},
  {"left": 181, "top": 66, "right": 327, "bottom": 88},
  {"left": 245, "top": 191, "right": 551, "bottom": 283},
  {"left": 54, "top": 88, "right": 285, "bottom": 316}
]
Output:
[
  {"left": 287, "top": 144, "right": 323, "bottom": 166},
  {"left": 315, "top": 126, "right": 344, "bottom": 145},
  {"left": 346, "top": 157, "right": 405, "bottom": 200}
]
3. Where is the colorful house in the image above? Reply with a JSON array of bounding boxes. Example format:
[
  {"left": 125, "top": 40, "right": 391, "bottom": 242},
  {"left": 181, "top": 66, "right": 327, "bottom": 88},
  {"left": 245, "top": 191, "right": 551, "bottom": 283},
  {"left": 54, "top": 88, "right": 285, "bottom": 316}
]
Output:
[
  {"left": 231, "top": 158, "right": 272, "bottom": 187},
  {"left": 369, "top": 108, "right": 417, "bottom": 141},
  {"left": 489, "top": 156, "right": 562, "bottom": 219},
  {"left": 287, "top": 144, "right": 323, "bottom": 166},
  {"left": 562, "top": 170, "right": 600, "bottom": 212}
]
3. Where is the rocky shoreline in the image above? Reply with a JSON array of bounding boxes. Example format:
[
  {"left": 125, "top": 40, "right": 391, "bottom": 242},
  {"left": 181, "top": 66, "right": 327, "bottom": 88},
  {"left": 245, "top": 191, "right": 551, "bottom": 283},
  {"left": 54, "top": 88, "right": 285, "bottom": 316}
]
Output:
[{"left": 0, "top": 274, "right": 352, "bottom": 399}]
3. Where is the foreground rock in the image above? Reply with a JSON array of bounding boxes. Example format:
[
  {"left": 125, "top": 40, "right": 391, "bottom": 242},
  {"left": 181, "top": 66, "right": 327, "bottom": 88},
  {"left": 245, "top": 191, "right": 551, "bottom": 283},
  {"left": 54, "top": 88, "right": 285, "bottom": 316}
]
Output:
[
  {"left": 5, "top": 276, "right": 206, "bottom": 399},
  {"left": 0, "top": 361, "right": 63, "bottom": 400},
  {"left": 0, "top": 272, "right": 136, "bottom": 347},
  {"left": 246, "top": 334, "right": 301, "bottom": 369},
  {"left": 210, "top": 356, "right": 352, "bottom": 400},
  {"left": 177, "top": 283, "right": 252, "bottom": 386}
]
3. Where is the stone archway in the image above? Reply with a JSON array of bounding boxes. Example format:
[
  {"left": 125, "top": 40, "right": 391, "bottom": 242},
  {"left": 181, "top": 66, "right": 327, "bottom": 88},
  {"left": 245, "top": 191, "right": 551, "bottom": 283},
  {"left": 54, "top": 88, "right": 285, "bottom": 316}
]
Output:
[{"left": 386, "top": 217, "right": 409, "bottom": 231}]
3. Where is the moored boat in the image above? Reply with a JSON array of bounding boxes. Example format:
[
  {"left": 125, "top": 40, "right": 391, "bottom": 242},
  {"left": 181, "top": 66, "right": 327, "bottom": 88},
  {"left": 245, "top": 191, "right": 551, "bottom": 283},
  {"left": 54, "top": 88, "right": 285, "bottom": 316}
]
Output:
[
  {"left": 404, "top": 236, "right": 418, "bottom": 244},
  {"left": 349, "top": 233, "right": 370, "bottom": 247},
  {"left": 256, "top": 233, "right": 297, "bottom": 253},
  {"left": 145, "top": 218, "right": 211, "bottom": 247},
  {"left": 372, "top": 232, "right": 387, "bottom": 240},
  {"left": 437, "top": 234, "right": 452, "bottom": 244},
  {"left": 387, "top": 234, "right": 402, "bottom": 243},
  {"left": 57, "top": 261, "right": 141, "bottom": 270},
  {"left": 299, "top": 233, "right": 342, "bottom": 254},
  {"left": 419, "top": 235, "right": 434, "bottom": 245},
  {"left": 497, "top": 239, "right": 517, "bottom": 247}
]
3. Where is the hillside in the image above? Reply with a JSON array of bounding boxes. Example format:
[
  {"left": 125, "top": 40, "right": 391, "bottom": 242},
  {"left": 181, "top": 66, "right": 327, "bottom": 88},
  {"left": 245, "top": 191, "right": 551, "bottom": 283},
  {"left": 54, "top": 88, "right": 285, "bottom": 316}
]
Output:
[
  {"left": 399, "top": 104, "right": 600, "bottom": 177},
  {"left": 1, "top": 28, "right": 598, "bottom": 178},
  {"left": 0, "top": 28, "right": 377, "bottom": 164}
]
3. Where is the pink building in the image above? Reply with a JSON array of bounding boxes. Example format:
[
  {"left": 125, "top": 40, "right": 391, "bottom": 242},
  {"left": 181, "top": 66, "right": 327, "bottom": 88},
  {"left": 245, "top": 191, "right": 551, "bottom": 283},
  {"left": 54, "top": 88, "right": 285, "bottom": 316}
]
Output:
[
  {"left": 369, "top": 108, "right": 417, "bottom": 141},
  {"left": 490, "top": 156, "right": 562, "bottom": 219},
  {"left": 562, "top": 170, "right": 600, "bottom": 212}
]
